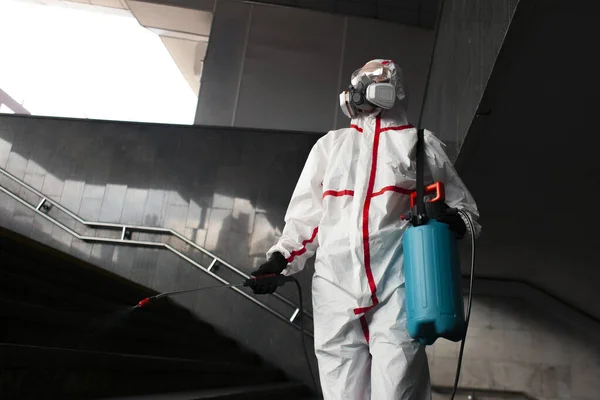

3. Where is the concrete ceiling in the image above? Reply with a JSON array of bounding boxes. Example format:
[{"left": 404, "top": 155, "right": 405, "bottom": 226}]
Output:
[
  {"left": 139, "top": 0, "right": 440, "bottom": 29},
  {"left": 67, "top": 0, "right": 129, "bottom": 9},
  {"left": 456, "top": 0, "right": 600, "bottom": 320},
  {"left": 245, "top": 0, "right": 440, "bottom": 28},
  {"left": 126, "top": 0, "right": 212, "bottom": 96}
]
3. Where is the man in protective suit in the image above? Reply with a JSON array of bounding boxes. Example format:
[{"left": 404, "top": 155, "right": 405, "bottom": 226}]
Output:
[{"left": 251, "top": 59, "right": 480, "bottom": 400}]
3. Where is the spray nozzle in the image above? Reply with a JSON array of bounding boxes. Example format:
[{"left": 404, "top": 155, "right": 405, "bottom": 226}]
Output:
[{"left": 134, "top": 297, "right": 155, "bottom": 309}]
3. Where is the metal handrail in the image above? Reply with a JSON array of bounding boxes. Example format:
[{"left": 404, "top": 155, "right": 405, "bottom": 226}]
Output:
[{"left": 0, "top": 167, "right": 313, "bottom": 337}]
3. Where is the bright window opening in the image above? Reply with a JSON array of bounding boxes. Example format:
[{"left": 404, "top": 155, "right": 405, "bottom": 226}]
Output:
[{"left": 0, "top": 0, "right": 211, "bottom": 125}]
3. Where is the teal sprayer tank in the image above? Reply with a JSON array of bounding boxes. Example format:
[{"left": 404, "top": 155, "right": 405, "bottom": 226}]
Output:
[
  {"left": 401, "top": 128, "right": 466, "bottom": 345},
  {"left": 403, "top": 217, "right": 465, "bottom": 345}
]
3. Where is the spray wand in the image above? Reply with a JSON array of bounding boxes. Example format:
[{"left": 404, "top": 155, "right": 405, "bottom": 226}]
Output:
[
  {"left": 133, "top": 274, "right": 294, "bottom": 309},
  {"left": 134, "top": 282, "right": 243, "bottom": 309}
]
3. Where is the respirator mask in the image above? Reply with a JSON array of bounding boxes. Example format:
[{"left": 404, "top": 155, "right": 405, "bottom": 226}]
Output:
[{"left": 339, "top": 64, "right": 397, "bottom": 119}]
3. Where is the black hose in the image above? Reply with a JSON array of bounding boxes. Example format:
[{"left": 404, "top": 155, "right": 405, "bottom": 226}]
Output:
[
  {"left": 450, "top": 210, "right": 476, "bottom": 400},
  {"left": 291, "top": 277, "right": 321, "bottom": 396}
]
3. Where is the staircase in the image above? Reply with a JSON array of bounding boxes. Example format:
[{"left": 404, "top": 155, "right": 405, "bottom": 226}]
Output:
[{"left": 0, "top": 226, "right": 315, "bottom": 399}]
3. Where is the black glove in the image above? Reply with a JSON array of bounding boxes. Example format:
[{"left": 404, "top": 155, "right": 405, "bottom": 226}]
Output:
[
  {"left": 249, "top": 252, "right": 288, "bottom": 294},
  {"left": 436, "top": 208, "right": 467, "bottom": 239}
]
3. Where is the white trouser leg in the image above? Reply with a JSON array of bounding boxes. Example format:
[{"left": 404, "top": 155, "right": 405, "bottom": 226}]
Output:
[
  {"left": 368, "top": 288, "right": 431, "bottom": 399},
  {"left": 313, "top": 277, "right": 372, "bottom": 400}
]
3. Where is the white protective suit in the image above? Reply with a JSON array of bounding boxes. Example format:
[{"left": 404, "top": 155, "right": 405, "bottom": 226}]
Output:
[{"left": 267, "top": 60, "right": 480, "bottom": 400}]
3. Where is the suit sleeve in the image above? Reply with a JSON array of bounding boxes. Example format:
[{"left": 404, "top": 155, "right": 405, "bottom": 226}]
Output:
[
  {"left": 424, "top": 130, "right": 482, "bottom": 238},
  {"left": 266, "top": 137, "right": 328, "bottom": 275}
]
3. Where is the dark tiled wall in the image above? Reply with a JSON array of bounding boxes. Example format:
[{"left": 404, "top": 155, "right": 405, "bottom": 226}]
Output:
[
  {"left": 196, "top": 0, "right": 434, "bottom": 132},
  {"left": 0, "top": 112, "right": 317, "bottom": 262},
  {"left": 420, "top": 0, "right": 520, "bottom": 161},
  {"left": 0, "top": 114, "right": 318, "bottom": 298},
  {"left": 0, "top": 114, "right": 321, "bottom": 384}
]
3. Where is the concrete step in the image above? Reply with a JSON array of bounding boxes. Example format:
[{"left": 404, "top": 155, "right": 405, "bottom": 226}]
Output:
[
  {"left": 0, "top": 343, "right": 290, "bottom": 398},
  {"left": 96, "top": 382, "right": 311, "bottom": 400}
]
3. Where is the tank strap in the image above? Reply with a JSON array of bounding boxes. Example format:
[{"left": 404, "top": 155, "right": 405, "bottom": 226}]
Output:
[{"left": 416, "top": 128, "right": 426, "bottom": 220}]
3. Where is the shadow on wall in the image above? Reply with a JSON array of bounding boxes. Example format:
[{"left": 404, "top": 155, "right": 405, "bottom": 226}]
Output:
[{"left": 0, "top": 114, "right": 319, "bottom": 309}]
